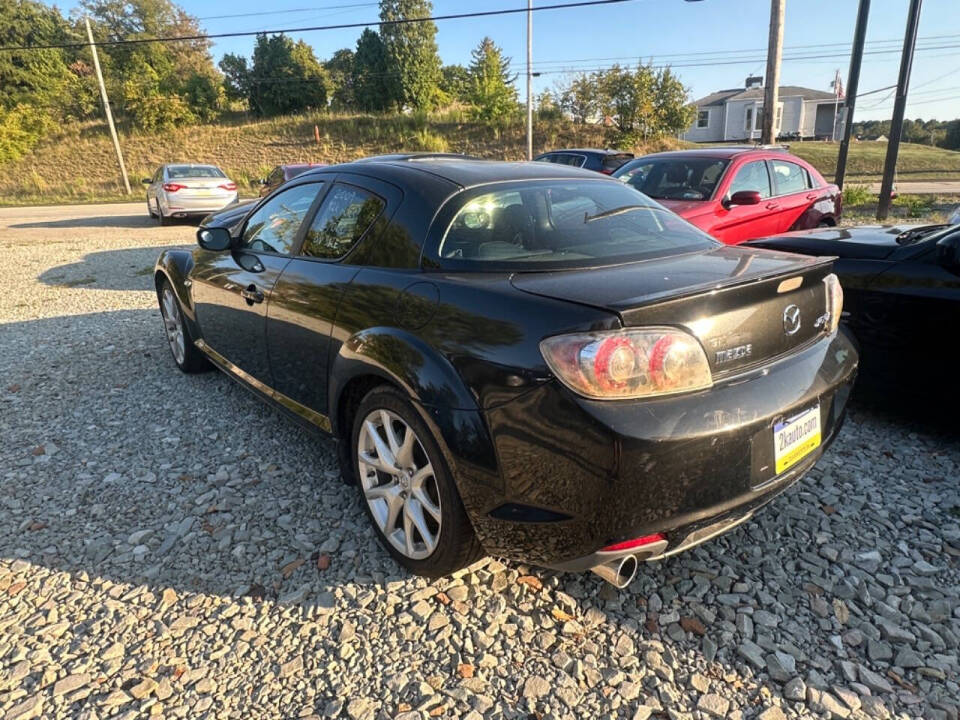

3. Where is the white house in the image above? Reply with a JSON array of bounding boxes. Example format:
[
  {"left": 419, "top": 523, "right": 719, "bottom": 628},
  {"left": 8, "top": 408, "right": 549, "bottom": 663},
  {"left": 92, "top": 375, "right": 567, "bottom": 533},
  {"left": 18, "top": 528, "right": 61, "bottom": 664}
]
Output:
[{"left": 683, "top": 76, "right": 842, "bottom": 143}]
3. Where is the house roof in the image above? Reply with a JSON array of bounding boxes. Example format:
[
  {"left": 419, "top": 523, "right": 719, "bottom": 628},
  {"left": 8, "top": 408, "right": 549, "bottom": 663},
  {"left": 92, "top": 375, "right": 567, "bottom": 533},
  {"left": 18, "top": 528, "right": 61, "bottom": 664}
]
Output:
[{"left": 692, "top": 85, "right": 838, "bottom": 106}]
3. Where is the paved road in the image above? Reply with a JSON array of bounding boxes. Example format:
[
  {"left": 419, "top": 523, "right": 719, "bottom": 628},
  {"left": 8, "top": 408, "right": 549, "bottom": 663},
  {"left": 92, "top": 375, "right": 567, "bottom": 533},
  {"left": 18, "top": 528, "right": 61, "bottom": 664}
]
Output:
[{"left": 866, "top": 181, "right": 960, "bottom": 195}]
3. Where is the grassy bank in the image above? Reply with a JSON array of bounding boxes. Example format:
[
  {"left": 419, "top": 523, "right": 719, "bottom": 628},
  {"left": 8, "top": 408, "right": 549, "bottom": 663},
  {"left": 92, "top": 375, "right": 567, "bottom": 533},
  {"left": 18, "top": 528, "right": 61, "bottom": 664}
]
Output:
[
  {"left": 0, "top": 111, "right": 678, "bottom": 206},
  {"left": 2, "top": 110, "right": 958, "bottom": 206},
  {"left": 789, "top": 141, "right": 960, "bottom": 183}
]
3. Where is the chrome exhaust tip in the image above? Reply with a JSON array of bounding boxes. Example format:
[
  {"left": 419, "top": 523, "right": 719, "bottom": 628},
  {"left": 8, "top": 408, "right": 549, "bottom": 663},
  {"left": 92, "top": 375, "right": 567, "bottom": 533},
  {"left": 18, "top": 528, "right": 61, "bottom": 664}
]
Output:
[{"left": 590, "top": 554, "right": 639, "bottom": 588}]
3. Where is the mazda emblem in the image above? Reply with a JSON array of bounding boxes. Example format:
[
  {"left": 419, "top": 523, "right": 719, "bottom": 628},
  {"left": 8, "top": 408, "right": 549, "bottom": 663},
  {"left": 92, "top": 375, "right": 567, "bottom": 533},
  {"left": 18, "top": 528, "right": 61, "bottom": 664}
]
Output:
[{"left": 783, "top": 304, "right": 801, "bottom": 335}]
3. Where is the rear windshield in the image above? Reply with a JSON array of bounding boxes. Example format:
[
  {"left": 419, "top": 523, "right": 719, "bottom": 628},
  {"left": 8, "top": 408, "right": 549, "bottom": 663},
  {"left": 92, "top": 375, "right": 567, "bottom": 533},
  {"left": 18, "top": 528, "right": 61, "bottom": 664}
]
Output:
[
  {"left": 437, "top": 180, "right": 716, "bottom": 269},
  {"left": 602, "top": 153, "right": 634, "bottom": 172},
  {"left": 167, "top": 165, "right": 225, "bottom": 179},
  {"left": 615, "top": 157, "right": 729, "bottom": 201}
]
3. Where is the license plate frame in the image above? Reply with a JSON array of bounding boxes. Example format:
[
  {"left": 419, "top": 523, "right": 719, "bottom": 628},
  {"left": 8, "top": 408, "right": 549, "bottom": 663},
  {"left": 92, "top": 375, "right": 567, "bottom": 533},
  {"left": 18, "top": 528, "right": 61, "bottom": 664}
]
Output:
[{"left": 773, "top": 404, "right": 821, "bottom": 475}]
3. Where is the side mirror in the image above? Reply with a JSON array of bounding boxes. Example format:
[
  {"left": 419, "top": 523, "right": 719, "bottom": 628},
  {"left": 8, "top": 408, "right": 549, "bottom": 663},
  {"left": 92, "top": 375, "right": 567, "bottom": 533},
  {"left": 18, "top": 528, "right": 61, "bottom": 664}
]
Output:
[
  {"left": 197, "top": 226, "right": 233, "bottom": 251},
  {"left": 728, "top": 190, "right": 762, "bottom": 206},
  {"left": 936, "top": 234, "right": 960, "bottom": 271},
  {"left": 141, "top": 178, "right": 152, "bottom": 184}
]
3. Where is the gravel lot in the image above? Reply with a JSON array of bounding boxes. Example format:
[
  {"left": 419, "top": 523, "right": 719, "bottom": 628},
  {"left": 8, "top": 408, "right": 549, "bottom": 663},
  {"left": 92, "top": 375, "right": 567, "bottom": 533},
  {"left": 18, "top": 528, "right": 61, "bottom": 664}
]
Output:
[{"left": 1, "top": 202, "right": 959, "bottom": 720}]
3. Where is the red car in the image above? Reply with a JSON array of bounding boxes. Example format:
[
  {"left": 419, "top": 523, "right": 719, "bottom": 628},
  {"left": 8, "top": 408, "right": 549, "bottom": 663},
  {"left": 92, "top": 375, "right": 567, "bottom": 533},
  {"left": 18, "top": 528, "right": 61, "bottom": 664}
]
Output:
[{"left": 613, "top": 147, "right": 841, "bottom": 244}]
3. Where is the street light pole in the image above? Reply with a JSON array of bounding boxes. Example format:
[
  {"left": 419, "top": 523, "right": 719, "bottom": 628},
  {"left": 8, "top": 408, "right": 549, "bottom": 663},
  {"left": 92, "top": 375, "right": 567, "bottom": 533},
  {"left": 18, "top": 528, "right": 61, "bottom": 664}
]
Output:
[
  {"left": 877, "top": 0, "right": 922, "bottom": 221},
  {"left": 85, "top": 16, "right": 130, "bottom": 195},
  {"left": 834, "top": 0, "right": 870, "bottom": 189},
  {"left": 761, "top": 0, "right": 785, "bottom": 145},
  {"left": 526, "top": 0, "right": 533, "bottom": 161}
]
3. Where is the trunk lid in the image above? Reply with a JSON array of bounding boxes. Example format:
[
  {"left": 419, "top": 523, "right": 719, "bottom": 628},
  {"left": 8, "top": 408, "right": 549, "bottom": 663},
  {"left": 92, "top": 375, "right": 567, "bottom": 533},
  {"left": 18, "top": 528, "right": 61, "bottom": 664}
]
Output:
[{"left": 511, "top": 245, "right": 834, "bottom": 376}]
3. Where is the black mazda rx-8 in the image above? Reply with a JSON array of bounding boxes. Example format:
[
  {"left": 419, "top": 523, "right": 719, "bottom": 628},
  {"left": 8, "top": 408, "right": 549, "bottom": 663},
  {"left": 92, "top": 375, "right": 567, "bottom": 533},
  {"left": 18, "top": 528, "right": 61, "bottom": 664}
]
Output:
[{"left": 154, "top": 155, "right": 857, "bottom": 586}]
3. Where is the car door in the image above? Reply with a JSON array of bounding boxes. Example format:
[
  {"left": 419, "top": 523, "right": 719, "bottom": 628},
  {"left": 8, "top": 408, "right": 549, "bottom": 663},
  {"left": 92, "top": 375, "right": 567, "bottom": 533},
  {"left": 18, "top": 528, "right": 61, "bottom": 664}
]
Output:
[
  {"left": 189, "top": 181, "right": 328, "bottom": 387},
  {"left": 266, "top": 175, "right": 399, "bottom": 417},
  {"left": 710, "top": 159, "right": 780, "bottom": 244},
  {"left": 768, "top": 159, "right": 816, "bottom": 232},
  {"left": 147, "top": 167, "right": 163, "bottom": 212}
]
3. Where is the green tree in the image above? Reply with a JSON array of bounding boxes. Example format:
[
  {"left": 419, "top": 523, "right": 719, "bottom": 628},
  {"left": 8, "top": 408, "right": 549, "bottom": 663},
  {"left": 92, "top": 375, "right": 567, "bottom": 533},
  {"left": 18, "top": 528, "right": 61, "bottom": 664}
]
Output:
[
  {"left": 184, "top": 72, "right": 225, "bottom": 121},
  {"left": 466, "top": 37, "right": 518, "bottom": 126},
  {"left": 379, "top": 0, "right": 442, "bottom": 111},
  {"left": 219, "top": 53, "right": 250, "bottom": 103},
  {"left": 77, "top": 0, "right": 223, "bottom": 126},
  {"left": 440, "top": 64, "right": 470, "bottom": 103},
  {"left": 557, "top": 73, "right": 600, "bottom": 124},
  {"left": 325, "top": 48, "right": 355, "bottom": 109},
  {"left": 352, "top": 28, "right": 392, "bottom": 112},
  {"left": 0, "top": 0, "right": 77, "bottom": 112},
  {"left": 596, "top": 62, "right": 693, "bottom": 144},
  {"left": 248, "top": 34, "right": 329, "bottom": 116}
]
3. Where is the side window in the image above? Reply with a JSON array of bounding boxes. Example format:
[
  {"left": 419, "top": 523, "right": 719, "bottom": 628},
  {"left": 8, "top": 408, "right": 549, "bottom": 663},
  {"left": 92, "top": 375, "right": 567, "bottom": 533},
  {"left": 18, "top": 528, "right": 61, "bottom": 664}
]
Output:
[
  {"left": 301, "top": 184, "right": 385, "bottom": 260},
  {"left": 728, "top": 160, "right": 771, "bottom": 199},
  {"left": 268, "top": 168, "right": 283, "bottom": 185},
  {"left": 153, "top": 167, "right": 163, "bottom": 183},
  {"left": 770, "top": 160, "right": 809, "bottom": 195},
  {"left": 241, "top": 182, "right": 323, "bottom": 255}
]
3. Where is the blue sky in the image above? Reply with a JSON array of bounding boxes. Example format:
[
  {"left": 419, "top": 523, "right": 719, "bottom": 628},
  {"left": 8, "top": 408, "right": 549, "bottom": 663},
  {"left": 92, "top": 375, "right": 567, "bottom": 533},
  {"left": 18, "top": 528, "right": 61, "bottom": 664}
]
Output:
[{"left": 57, "top": 0, "right": 960, "bottom": 122}]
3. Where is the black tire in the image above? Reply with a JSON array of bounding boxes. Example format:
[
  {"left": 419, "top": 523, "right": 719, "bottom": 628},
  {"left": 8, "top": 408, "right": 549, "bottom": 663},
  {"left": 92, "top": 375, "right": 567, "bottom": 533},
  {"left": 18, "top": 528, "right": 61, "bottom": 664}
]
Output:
[
  {"left": 158, "top": 204, "right": 171, "bottom": 226},
  {"left": 351, "top": 386, "right": 483, "bottom": 577},
  {"left": 157, "top": 278, "right": 209, "bottom": 373}
]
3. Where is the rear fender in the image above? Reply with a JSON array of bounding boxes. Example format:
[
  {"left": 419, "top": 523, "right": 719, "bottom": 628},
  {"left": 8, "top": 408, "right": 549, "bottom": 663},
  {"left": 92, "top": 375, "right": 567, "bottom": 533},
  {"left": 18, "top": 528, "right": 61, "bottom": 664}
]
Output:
[
  {"left": 329, "top": 327, "right": 503, "bottom": 497},
  {"left": 329, "top": 327, "right": 479, "bottom": 432}
]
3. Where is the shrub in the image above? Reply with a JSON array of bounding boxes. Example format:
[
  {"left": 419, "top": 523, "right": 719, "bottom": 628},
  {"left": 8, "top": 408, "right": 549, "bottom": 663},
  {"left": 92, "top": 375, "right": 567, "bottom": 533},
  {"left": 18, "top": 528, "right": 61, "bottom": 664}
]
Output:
[
  {"left": 0, "top": 104, "right": 53, "bottom": 163},
  {"left": 842, "top": 184, "right": 873, "bottom": 206},
  {"left": 409, "top": 128, "right": 448, "bottom": 152},
  {"left": 892, "top": 194, "right": 933, "bottom": 218}
]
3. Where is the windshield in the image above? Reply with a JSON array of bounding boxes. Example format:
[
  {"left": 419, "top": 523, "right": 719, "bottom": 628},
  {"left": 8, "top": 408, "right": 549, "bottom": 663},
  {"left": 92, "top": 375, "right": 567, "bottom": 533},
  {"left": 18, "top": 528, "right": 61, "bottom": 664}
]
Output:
[
  {"left": 437, "top": 180, "right": 717, "bottom": 269},
  {"left": 614, "top": 157, "right": 729, "bottom": 201},
  {"left": 167, "top": 165, "right": 226, "bottom": 179}
]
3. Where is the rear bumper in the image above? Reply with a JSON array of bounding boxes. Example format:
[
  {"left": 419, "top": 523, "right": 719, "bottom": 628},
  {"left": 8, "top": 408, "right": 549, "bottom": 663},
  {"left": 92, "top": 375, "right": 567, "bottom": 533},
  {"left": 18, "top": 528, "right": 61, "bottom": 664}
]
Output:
[
  {"left": 161, "top": 193, "right": 239, "bottom": 216},
  {"left": 468, "top": 329, "right": 858, "bottom": 568}
]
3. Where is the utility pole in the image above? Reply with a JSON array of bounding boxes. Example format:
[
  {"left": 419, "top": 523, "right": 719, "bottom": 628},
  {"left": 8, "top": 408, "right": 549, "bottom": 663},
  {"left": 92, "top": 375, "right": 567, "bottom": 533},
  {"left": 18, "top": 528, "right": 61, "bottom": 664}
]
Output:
[
  {"left": 832, "top": 69, "right": 841, "bottom": 141},
  {"left": 85, "top": 16, "right": 130, "bottom": 195},
  {"left": 877, "top": 0, "right": 922, "bottom": 221},
  {"left": 761, "top": 0, "right": 785, "bottom": 145},
  {"left": 835, "top": 0, "right": 870, "bottom": 189},
  {"left": 526, "top": 0, "right": 533, "bottom": 161}
]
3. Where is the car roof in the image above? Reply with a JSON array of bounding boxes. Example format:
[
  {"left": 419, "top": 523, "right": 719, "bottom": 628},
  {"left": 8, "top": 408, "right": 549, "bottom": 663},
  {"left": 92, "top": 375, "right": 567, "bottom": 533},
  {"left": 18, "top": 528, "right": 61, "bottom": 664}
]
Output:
[
  {"left": 539, "top": 148, "right": 633, "bottom": 156},
  {"left": 301, "top": 156, "right": 608, "bottom": 189},
  {"left": 636, "top": 146, "right": 792, "bottom": 161},
  {"left": 282, "top": 163, "right": 324, "bottom": 169}
]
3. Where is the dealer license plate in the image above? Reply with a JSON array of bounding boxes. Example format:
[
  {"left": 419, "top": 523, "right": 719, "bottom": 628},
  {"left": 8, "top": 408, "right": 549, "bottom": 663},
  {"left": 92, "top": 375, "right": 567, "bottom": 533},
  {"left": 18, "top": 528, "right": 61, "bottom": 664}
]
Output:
[{"left": 774, "top": 404, "right": 821, "bottom": 474}]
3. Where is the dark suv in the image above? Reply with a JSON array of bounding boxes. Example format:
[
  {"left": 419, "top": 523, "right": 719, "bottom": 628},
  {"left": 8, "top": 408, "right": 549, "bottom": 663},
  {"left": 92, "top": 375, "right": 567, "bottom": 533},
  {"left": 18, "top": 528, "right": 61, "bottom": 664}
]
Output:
[{"left": 535, "top": 148, "right": 634, "bottom": 174}]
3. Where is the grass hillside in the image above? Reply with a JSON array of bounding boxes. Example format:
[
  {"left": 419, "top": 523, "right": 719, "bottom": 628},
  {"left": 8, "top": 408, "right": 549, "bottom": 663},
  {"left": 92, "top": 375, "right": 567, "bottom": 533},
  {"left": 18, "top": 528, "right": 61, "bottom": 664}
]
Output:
[
  {"left": 0, "top": 111, "right": 649, "bottom": 206},
  {"left": 1, "top": 110, "right": 958, "bottom": 206},
  {"left": 788, "top": 141, "right": 960, "bottom": 183}
]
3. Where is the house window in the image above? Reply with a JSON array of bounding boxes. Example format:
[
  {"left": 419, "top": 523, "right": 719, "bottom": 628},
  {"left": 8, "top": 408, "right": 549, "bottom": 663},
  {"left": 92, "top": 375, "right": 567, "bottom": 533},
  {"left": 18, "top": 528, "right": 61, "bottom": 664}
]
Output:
[
  {"left": 775, "top": 104, "right": 784, "bottom": 131},
  {"left": 744, "top": 107, "right": 754, "bottom": 132},
  {"left": 697, "top": 110, "right": 710, "bottom": 128}
]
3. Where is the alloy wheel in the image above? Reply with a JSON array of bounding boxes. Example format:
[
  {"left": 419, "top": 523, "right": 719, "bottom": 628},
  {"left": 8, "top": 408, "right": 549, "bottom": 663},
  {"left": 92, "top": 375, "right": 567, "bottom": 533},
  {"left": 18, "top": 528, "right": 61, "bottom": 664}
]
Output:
[
  {"left": 357, "top": 409, "right": 442, "bottom": 560},
  {"left": 160, "top": 287, "right": 186, "bottom": 365}
]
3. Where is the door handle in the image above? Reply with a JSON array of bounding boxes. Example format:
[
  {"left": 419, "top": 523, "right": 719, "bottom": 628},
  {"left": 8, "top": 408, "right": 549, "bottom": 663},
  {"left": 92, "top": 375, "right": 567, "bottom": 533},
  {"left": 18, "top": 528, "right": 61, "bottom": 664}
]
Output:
[
  {"left": 806, "top": 193, "right": 819, "bottom": 200},
  {"left": 240, "top": 285, "right": 264, "bottom": 304},
  {"left": 765, "top": 202, "right": 780, "bottom": 210}
]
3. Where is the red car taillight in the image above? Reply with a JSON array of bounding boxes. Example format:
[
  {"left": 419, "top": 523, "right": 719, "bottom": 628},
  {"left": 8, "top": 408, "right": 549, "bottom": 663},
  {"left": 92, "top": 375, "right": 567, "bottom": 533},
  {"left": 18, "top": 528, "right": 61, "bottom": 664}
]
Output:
[
  {"left": 601, "top": 533, "right": 666, "bottom": 553},
  {"left": 219, "top": 182, "right": 237, "bottom": 191},
  {"left": 162, "top": 183, "right": 185, "bottom": 192}
]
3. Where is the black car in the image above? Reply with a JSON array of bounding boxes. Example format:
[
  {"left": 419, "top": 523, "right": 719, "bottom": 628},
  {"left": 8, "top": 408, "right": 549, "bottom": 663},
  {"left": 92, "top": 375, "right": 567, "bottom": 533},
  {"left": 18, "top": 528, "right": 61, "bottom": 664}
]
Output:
[
  {"left": 155, "top": 156, "right": 858, "bottom": 585},
  {"left": 534, "top": 148, "right": 634, "bottom": 174},
  {"left": 748, "top": 223, "right": 959, "bottom": 394}
]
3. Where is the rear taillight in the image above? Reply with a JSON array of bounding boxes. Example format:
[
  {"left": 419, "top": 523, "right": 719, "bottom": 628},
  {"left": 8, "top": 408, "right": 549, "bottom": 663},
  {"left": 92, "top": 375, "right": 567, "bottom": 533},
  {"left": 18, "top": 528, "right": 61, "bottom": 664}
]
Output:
[
  {"left": 823, "top": 273, "right": 843, "bottom": 334},
  {"left": 540, "top": 328, "right": 713, "bottom": 400},
  {"left": 219, "top": 182, "right": 237, "bottom": 191},
  {"left": 599, "top": 169, "right": 614, "bottom": 175},
  {"left": 601, "top": 533, "right": 666, "bottom": 552},
  {"left": 162, "top": 183, "right": 185, "bottom": 192}
]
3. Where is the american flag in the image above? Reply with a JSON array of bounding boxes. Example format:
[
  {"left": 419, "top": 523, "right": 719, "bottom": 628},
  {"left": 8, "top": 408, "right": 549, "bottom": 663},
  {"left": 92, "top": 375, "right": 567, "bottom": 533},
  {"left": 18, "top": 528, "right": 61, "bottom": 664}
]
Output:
[{"left": 831, "top": 71, "right": 845, "bottom": 99}]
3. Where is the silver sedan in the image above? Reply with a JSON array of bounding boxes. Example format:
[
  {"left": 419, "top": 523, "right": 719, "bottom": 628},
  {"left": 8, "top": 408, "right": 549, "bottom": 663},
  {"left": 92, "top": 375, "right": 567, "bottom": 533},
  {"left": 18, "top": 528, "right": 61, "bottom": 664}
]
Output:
[{"left": 143, "top": 164, "right": 239, "bottom": 225}]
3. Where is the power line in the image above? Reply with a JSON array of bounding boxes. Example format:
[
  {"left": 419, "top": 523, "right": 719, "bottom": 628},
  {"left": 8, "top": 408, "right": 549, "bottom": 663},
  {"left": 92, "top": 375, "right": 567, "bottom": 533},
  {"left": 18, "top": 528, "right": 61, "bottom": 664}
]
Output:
[
  {"left": 195, "top": 2, "right": 379, "bottom": 21},
  {"left": 0, "top": 0, "right": 634, "bottom": 52}
]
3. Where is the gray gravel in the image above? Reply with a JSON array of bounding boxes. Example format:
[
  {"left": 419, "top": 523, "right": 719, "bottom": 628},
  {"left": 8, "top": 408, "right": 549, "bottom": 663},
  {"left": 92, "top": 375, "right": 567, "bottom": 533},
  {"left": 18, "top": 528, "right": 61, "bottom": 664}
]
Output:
[{"left": 1, "top": 202, "right": 959, "bottom": 720}]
